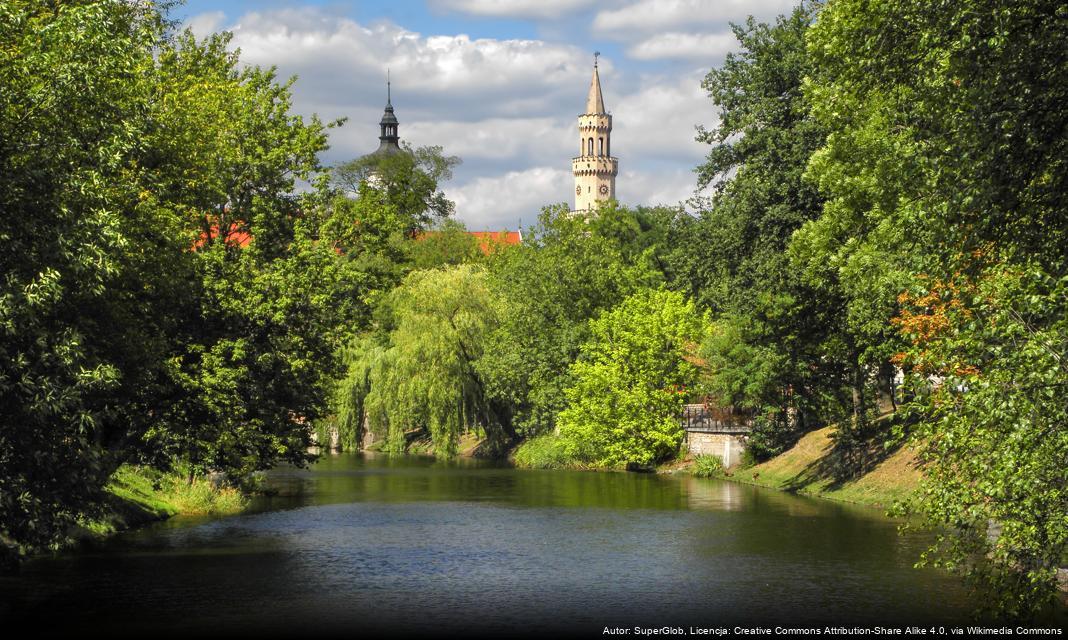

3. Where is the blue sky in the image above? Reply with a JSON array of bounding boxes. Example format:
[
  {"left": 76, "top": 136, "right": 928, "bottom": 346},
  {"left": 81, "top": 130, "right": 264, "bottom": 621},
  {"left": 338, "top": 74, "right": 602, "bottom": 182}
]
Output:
[{"left": 175, "top": 0, "right": 799, "bottom": 229}]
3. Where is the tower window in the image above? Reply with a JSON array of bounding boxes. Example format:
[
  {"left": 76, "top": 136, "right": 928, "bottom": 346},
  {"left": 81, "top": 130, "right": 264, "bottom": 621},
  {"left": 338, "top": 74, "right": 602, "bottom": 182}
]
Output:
[
  {"left": 588, "top": 138, "right": 593, "bottom": 156},
  {"left": 598, "top": 137, "right": 603, "bottom": 155}
]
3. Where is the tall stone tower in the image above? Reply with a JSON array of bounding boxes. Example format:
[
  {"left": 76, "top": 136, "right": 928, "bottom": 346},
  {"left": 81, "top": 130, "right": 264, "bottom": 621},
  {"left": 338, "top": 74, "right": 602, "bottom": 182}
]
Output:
[{"left": 572, "top": 54, "right": 617, "bottom": 213}]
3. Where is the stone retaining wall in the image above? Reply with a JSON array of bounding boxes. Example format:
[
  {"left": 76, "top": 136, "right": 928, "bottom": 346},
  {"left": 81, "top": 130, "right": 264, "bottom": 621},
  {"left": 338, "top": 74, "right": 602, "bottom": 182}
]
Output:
[{"left": 686, "top": 432, "right": 747, "bottom": 468}]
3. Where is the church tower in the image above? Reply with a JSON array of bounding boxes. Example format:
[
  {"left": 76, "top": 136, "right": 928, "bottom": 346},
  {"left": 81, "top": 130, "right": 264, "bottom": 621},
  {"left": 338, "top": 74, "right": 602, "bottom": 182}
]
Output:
[
  {"left": 375, "top": 73, "right": 402, "bottom": 155},
  {"left": 572, "top": 54, "right": 617, "bottom": 213}
]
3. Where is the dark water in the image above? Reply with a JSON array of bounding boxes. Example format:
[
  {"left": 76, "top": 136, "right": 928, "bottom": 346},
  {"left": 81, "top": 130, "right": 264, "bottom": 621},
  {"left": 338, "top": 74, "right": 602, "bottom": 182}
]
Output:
[{"left": 0, "top": 454, "right": 1057, "bottom": 637}]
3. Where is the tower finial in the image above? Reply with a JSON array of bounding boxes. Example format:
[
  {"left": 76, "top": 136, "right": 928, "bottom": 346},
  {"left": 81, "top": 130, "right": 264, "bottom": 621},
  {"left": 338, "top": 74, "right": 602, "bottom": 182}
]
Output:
[
  {"left": 594, "top": 51, "right": 600, "bottom": 67},
  {"left": 387, "top": 68, "right": 391, "bottom": 105}
]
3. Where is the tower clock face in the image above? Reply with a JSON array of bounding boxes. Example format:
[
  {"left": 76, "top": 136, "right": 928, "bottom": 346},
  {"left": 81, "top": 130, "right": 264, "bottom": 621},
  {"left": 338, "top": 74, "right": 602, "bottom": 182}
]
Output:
[
  {"left": 576, "top": 186, "right": 582, "bottom": 195},
  {"left": 599, "top": 185, "right": 609, "bottom": 195}
]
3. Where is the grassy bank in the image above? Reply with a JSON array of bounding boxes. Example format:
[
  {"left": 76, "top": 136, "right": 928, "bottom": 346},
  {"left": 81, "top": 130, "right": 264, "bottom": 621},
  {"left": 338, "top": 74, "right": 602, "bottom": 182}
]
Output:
[
  {"left": 706, "top": 426, "right": 922, "bottom": 509},
  {"left": 74, "top": 465, "right": 248, "bottom": 541}
]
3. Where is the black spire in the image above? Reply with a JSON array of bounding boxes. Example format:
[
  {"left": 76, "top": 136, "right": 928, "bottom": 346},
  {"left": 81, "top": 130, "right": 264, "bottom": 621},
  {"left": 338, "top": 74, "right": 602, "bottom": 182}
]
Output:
[{"left": 377, "top": 70, "right": 401, "bottom": 154}]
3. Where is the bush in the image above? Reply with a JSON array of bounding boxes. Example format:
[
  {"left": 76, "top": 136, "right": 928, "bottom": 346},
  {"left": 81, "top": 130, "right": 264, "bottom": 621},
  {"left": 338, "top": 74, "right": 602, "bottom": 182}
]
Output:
[
  {"left": 160, "top": 474, "right": 247, "bottom": 516},
  {"left": 513, "top": 434, "right": 574, "bottom": 469},
  {"left": 691, "top": 455, "right": 724, "bottom": 478}
]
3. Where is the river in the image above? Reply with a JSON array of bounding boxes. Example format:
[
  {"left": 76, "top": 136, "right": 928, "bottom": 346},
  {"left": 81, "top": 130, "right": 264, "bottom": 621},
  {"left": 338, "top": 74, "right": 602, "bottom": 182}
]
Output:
[{"left": 0, "top": 453, "right": 1048, "bottom": 636}]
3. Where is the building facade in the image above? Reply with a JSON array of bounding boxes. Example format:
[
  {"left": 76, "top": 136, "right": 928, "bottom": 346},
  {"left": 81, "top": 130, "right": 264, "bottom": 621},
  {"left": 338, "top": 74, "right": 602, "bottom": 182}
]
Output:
[{"left": 572, "top": 56, "right": 618, "bottom": 213}]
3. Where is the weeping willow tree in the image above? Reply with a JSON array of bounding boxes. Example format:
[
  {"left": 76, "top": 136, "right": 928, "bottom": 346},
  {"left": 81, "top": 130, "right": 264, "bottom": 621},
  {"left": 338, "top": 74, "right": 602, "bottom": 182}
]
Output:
[{"left": 336, "top": 264, "right": 514, "bottom": 456}]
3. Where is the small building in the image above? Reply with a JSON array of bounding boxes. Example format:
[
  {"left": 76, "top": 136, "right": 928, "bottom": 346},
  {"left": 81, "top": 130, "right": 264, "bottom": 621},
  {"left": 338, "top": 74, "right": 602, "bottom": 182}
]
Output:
[{"left": 682, "top": 402, "right": 752, "bottom": 468}]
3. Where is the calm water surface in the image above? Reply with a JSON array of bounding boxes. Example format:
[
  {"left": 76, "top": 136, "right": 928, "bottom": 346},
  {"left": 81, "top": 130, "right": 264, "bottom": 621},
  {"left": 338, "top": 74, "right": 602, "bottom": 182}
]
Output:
[{"left": 0, "top": 454, "right": 1045, "bottom": 636}]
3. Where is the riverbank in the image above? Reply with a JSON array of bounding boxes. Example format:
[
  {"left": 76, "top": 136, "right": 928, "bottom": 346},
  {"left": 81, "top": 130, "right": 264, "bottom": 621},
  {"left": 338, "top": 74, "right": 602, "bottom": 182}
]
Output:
[
  {"left": 396, "top": 423, "right": 921, "bottom": 510},
  {"left": 69, "top": 465, "right": 247, "bottom": 546},
  {"left": 683, "top": 426, "right": 922, "bottom": 509}
]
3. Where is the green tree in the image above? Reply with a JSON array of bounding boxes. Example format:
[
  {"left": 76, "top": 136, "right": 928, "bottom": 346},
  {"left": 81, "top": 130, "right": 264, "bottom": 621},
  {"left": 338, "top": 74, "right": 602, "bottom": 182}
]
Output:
[
  {"left": 407, "top": 219, "right": 483, "bottom": 270},
  {"left": 337, "top": 265, "right": 511, "bottom": 457},
  {"left": 141, "top": 28, "right": 349, "bottom": 481},
  {"left": 333, "top": 144, "right": 461, "bottom": 233},
  {"left": 805, "top": 0, "right": 1068, "bottom": 614},
  {"left": 683, "top": 4, "right": 848, "bottom": 457},
  {"left": 893, "top": 267, "right": 1068, "bottom": 616},
  {"left": 477, "top": 203, "right": 663, "bottom": 436},
  {"left": 0, "top": 0, "right": 364, "bottom": 564},
  {"left": 557, "top": 289, "right": 708, "bottom": 468},
  {"left": 0, "top": 0, "right": 180, "bottom": 564}
]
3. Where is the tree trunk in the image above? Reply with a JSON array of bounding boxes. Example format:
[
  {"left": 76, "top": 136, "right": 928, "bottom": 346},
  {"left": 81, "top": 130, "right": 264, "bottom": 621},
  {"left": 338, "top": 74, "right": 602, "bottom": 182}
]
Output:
[{"left": 851, "top": 359, "right": 866, "bottom": 430}]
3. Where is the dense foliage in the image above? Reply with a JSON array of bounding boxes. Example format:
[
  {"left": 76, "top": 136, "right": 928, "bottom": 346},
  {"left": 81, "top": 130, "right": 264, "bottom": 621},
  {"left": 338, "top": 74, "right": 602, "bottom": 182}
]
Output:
[
  {"left": 477, "top": 203, "right": 664, "bottom": 436},
  {"left": 557, "top": 289, "right": 707, "bottom": 468},
  {"left": 333, "top": 144, "right": 461, "bottom": 232},
  {"left": 679, "top": 6, "right": 851, "bottom": 459},
  {"left": 1, "top": 0, "right": 172, "bottom": 561},
  {"left": 0, "top": 1, "right": 360, "bottom": 563},
  {"left": 681, "top": 0, "right": 1068, "bottom": 615},
  {"left": 336, "top": 264, "right": 510, "bottom": 456},
  {"left": 800, "top": 0, "right": 1068, "bottom": 614}
]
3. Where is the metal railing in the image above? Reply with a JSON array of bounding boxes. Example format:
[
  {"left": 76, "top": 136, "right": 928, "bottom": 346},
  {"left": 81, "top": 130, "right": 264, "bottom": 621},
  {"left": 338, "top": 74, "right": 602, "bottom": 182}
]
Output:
[{"left": 681, "top": 403, "right": 752, "bottom": 434}]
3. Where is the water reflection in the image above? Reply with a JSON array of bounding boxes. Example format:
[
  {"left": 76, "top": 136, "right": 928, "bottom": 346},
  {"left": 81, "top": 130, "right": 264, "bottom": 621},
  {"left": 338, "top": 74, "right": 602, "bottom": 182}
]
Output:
[{"left": 1, "top": 453, "right": 1055, "bottom": 637}]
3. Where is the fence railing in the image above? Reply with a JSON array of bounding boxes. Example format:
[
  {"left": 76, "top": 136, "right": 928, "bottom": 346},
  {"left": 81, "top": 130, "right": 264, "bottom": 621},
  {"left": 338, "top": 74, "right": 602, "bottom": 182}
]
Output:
[{"left": 681, "top": 403, "right": 752, "bottom": 434}]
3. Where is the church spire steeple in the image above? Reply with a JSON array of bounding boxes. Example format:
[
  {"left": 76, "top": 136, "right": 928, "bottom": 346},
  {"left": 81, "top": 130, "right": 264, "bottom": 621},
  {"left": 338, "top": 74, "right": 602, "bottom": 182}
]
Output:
[
  {"left": 377, "top": 70, "right": 401, "bottom": 154},
  {"left": 585, "top": 52, "right": 606, "bottom": 115},
  {"left": 572, "top": 53, "right": 617, "bottom": 213}
]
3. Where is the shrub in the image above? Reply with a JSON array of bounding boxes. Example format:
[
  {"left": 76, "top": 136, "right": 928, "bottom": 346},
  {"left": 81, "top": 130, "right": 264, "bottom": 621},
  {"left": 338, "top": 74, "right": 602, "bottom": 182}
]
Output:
[
  {"left": 513, "top": 434, "right": 574, "bottom": 469},
  {"left": 160, "top": 474, "right": 247, "bottom": 516},
  {"left": 692, "top": 455, "right": 724, "bottom": 478}
]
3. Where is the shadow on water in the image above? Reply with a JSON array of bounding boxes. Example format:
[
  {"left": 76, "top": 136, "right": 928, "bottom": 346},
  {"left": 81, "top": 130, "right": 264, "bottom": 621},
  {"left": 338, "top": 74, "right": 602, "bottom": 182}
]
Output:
[{"left": 1, "top": 453, "right": 1062, "bottom": 637}]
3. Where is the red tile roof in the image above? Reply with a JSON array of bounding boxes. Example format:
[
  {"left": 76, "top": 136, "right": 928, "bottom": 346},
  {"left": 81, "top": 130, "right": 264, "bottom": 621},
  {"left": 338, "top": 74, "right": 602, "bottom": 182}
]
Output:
[
  {"left": 466, "top": 231, "right": 522, "bottom": 254},
  {"left": 194, "top": 221, "right": 252, "bottom": 250},
  {"left": 416, "top": 230, "right": 522, "bottom": 255},
  {"left": 196, "top": 222, "right": 519, "bottom": 256}
]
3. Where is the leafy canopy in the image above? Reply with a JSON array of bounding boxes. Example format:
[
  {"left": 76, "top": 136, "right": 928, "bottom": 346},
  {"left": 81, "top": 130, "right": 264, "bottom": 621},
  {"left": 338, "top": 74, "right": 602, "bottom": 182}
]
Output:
[{"left": 558, "top": 289, "right": 708, "bottom": 468}]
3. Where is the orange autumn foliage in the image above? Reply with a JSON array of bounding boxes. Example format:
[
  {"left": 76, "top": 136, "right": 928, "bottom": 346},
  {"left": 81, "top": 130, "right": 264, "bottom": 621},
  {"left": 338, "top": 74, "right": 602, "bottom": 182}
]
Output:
[{"left": 892, "top": 274, "right": 979, "bottom": 377}]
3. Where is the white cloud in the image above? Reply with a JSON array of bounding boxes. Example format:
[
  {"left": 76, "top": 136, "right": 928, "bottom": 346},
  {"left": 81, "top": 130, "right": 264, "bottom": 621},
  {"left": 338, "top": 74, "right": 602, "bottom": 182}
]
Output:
[
  {"left": 627, "top": 31, "right": 737, "bottom": 61},
  {"left": 612, "top": 71, "right": 713, "bottom": 163},
  {"left": 447, "top": 167, "right": 572, "bottom": 229},
  {"left": 182, "top": 6, "right": 714, "bottom": 231},
  {"left": 447, "top": 164, "right": 699, "bottom": 231},
  {"left": 617, "top": 167, "right": 698, "bottom": 208},
  {"left": 208, "top": 8, "right": 595, "bottom": 167},
  {"left": 186, "top": 10, "right": 226, "bottom": 39},
  {"left": 226, "top": 9, "right": 587, "bottom": 109},
  {"left": 431, "top": 0, "right": 597, "bottom": 19},
  {"left": 404, "top": 118, "right": 573, "bottom": 162},
  {"left": 593, "top": 0, "right": 797, "bottom": 35}
]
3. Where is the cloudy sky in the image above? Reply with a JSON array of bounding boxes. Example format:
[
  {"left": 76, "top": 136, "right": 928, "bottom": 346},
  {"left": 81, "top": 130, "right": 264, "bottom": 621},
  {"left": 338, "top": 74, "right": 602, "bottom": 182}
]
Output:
[{"left": 177, "top": 0, "right": 799, "bottom": 230}]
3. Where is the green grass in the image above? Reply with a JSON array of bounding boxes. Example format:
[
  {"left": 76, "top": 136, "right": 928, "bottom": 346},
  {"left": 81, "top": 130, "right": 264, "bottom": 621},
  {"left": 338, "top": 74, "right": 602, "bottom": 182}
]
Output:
[
  {"left": 157, "top": 470, "right": 248, "bottom": 516},
  {"left": 723, "top": 426, "right": 922, "bottom": 508},
  {"left": 76, "top": 464, "right": 248, "bottom": 540}
]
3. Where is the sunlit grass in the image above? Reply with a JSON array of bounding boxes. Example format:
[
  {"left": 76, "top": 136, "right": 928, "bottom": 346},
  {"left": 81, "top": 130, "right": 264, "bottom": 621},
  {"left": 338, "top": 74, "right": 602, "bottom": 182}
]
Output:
[
  {"left": 727, "top": 426, "right": 922, "bottom": 508},
  {"left": 77, "top": 464, "right": 249, "bottom": 541},
  {"left": 512, "top": 434, "right": 576, "bottom": 469}
]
